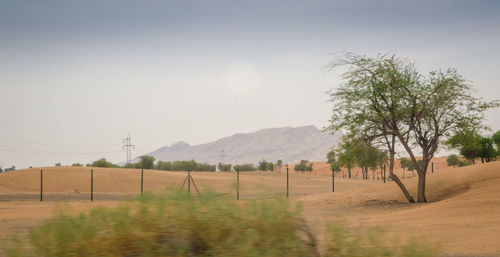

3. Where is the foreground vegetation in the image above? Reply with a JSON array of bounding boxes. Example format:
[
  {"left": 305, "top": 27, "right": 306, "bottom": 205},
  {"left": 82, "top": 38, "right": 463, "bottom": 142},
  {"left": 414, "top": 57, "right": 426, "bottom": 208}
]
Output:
[{"left": 3, "top": 191, "right": 437, "bottom": 257}]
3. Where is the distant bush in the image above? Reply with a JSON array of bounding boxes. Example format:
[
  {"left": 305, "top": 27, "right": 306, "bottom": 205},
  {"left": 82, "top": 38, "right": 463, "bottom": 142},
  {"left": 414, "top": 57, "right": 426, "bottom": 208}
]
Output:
[
  {"left": 218, "top": 162, "right": 232, "bottom": 172},
  {"left": 155, "top": 160, "right": 216, "bottom": 171},
  {"left": 294, "top": 160, "right": 313, "bottom": 172},
  {"left": 258, "top": 160, "right": 274, "bottom": 171},
  {"left": 446, "top": 154, "right": 460, "bottom": 167},
  {"left": 233, "top": 163, "right": 257, "bottom": 171},
  {"left": 71, "top": 163, "right": 83, "bottom": 167},
  {"left": 87, "top": 158, "right": 118, "bottom": 168},
  {"left": 2, "top": 191, "right": 438, "bottom": 257}
]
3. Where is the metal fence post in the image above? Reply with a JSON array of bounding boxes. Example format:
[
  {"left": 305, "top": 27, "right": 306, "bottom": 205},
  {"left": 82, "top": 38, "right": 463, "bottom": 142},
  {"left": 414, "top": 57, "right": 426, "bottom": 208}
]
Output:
[
  {"left": 236, "top": 169, "right": 240, "bottom": 200},
  {"left": 286, "top": 167, "right": 289, "bottom": 198},
  {"left": 91, "top": 169, "right": 94, "bottom": 201},
  {"left": 40, "top": 169, "right": 43, "bottom": 202},
  {"left": 432, "top": 162, "right": 434, "bottom": 173},
  {"left": 332, "top": 168, "right": 335, "bottom": 192},
  {"left": 187, "top": 169, "right": 191, "bottom": 196}
]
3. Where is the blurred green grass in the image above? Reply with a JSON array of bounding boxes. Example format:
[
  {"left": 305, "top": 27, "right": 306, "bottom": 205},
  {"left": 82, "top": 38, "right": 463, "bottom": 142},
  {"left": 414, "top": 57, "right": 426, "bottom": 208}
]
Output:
[{"left": 2, "top": 190, "right": 438, "bottom": 257}]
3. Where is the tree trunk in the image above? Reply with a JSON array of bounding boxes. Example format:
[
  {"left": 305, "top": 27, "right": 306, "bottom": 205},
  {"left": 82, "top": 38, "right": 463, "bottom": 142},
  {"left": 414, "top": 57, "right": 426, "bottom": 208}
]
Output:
[
  {"left": 417, "top": 171, "right": 427, "bottom": 203},
  {"left": 390, "top": 173, "right": 415, "bottom": 203},
  {"left": 347, "top": 161, "right": 351, "bottom": 179},
  {"left": 388, "top": 135, "right": 416, "bottom": 203}
]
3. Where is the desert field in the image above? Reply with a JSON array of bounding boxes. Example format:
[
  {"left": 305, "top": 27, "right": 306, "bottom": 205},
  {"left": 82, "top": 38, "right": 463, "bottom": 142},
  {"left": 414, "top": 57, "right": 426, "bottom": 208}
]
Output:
[{"left": 0, "top": 160, "right": 499, "bottom": 256}]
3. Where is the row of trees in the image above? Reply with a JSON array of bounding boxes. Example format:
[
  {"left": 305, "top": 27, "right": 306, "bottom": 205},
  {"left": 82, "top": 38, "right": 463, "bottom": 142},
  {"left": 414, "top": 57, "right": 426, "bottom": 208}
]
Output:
[
  {"left": 327, "top": 53, "right": 498, "bottom": 203},
  {"left": 446, "top": 130, "right": 500, "bottom": 164},
  {"left": 0, "top": 165, "right": 16, "bottom": 172}
]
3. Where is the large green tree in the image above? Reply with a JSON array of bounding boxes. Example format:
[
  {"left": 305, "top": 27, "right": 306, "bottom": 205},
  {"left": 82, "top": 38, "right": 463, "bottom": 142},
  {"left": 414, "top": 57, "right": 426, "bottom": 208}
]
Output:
[
  {"left": 446, "top": 130, "right": 481, "bottom": 164},
  {"left": 138, "top": 155, "right": 155, "bottom": 169},
  {"left": 327, "top": 53, "right": 498, "bottom": 203}
]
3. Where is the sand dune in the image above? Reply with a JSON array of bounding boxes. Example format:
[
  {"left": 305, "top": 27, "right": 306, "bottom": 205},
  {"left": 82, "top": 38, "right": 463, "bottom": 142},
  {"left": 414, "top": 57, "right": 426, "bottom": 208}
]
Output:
[{"left": 0, "top": 161, "right": 499, "bottom": 255}]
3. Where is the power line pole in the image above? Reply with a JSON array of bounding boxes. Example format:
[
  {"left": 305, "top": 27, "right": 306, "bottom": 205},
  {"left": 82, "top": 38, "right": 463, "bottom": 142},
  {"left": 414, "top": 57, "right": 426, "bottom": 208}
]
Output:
[{"left": 122, "top": 133, "right": 135, "bottom": 164}]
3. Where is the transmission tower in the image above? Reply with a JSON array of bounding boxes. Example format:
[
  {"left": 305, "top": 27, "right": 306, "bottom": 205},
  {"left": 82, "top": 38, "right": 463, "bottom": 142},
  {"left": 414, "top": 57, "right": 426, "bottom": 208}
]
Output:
[{"left": 122, "top": 133, "right": 135, "bottom": 164}]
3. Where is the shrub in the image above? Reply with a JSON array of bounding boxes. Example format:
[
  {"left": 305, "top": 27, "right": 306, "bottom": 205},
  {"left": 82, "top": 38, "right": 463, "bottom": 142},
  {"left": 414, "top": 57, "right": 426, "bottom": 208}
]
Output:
[
  {"left": 233, "top": 164, "right": 258, "bottom": 171},
  {"left": 3, "top": 192, "right": 438, "bottom": 257}
]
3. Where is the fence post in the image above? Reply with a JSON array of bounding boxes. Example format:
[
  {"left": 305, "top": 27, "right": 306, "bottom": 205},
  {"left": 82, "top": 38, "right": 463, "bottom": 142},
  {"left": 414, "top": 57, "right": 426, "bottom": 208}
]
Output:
[
  {"left": 187, "top": 169, "right": 191, "bottom": 197},
  {"left": 332, "top": 168, "right": 335, "bottom": 192},
  {"left": 236, "top": 168, "right": 240, "bottom": 200},
  {"left": 141, "top": 169, "right": 144, "bottom": 195},
  {"left": 383, "top": 164, "right": 386, "bottom": 183},
  {"left": 432, "top": 162, "right": 434, "bottom": 173},
  {"left": 40, "top": 169, "right": 43, "bottom": 202},
  {"left": 91, "top": 169, "right": 94, "bottom": 201},
  {"left": 286, "top": 167, "right": 289, "bottom": 198}
]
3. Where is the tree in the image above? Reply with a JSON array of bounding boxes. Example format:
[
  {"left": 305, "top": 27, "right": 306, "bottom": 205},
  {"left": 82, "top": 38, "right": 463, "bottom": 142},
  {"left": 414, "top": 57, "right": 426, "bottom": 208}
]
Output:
[
  {"left": 446, "top": 154, "right": 460, "bottom": 168},
  {"left": 233, "top": 164, "right": 257, "bottom": 171},
  {"left": 326, "top": 150, "right": 336, "bottom": 164},
  {"left": 258, "top": 160, "right": 274, "bottom": 171},
  {"left": 218, "top": 162, "right": 232, "bottom": 172},
  {"left": 335, "top": 140, "right": 357, "bottom": 179},
  {"left": 478, "top": 136, "right": 496, "bottom": 163},
  {"left": 492, "top": 130, "right": 500, "bottom": 155},
  {"left": 327, "top": 53, "right": 498, "bottom": 203},
  {"left": 446, "top": 130, "right": 481, "bottom": 164},
  {"left": 55, "top": 163, "right": 61, "bottom": 167},
  {"left": 71, "top": 163, "right": 83, "bottom": 166},
  {"left": 276, "top": 160, "right": 283, "bottom": 173},
  {"left": 294, "top": 160, "right": 310, "bottom": 172},
  {"left": 400, "top": 158, "right": 409, "bottom": 178},
  {"left": 90, "top": 158, "right": 114, "bottom": 168},
  {"left": 138, "top": 155, "right": 155, "bottom": 169}
]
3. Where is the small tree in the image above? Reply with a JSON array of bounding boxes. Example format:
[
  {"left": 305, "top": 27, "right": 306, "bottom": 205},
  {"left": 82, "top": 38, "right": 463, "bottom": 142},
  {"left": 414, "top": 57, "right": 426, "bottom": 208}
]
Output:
[
  {"left": 446, "top": 154, "right": 460, "bottom": 168},
  {"left": 55, "top": 163, "right": 61, "bottom": 167},
  {"left": 478, "top": 136, "right": 496, "bottom": 163},
  {"left": 71, "top": 163, "right": 83, "bottom": 166},
  {"left": 90, "top": 158, "right": 114, "bottom": 168},
  {"left": 138, "top": 155, "right": 155, "bottom": 169},
  {"left": 446, "top": 130, "right": 481, "bottom": 164},
  {"left": 492, "top": 130, "right": 500, "bottom": 156},
  {"left": 276, "top": 160, "right": 283, "bottom": 172}
]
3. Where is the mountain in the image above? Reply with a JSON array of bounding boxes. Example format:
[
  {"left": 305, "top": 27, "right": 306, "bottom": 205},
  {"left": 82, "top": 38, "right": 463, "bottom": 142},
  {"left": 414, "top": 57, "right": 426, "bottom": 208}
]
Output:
[{"left": 138, "top": 125, "right": 342, "bottom": 165}]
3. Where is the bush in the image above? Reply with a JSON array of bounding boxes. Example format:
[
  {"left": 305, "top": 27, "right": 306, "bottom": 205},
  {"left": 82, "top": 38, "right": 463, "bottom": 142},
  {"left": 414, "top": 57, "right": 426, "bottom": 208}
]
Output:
[
  {"left": 2, "top": 193, "right": 438, "bottom": 257},
  {"left": 233, "top": 164, "right": 258, "bottom": 171},
  {"left": 258, "top": 160, "right": 274, "bottom": 171},
  {"left": 3, "top": 192, "right": 319, "bottom": 257}
]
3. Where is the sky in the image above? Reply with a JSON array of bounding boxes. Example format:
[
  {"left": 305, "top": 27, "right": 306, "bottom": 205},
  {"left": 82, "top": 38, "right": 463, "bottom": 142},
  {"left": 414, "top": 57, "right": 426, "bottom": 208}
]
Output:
[{"left": 0, "top": 0, "right": 499, "bottom": 169}]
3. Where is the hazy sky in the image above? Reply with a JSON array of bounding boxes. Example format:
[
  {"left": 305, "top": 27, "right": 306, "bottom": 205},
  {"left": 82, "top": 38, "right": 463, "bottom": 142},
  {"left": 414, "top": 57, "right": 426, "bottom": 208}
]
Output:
[{"left": 1, "top": 0, "right": 499, "bottom": 168}]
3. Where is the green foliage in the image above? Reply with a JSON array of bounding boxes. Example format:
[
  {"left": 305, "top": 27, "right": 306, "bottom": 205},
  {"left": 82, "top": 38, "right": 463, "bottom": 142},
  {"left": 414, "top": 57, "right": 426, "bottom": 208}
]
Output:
[
  {"left": 233, "top": 164, "right": 257, "bottom": 171},
  {"left": 154, "top": 160, "right": 215, "bottom": 171},
  {"left": 138, "top": 155, "right": 155, "bottom": 169},
  {"left": 71, "top": 163, "right": 83, "bottom": 167},
  {"left": 446, "top": 154, "right": 460, "bottom": 167},
  {"left": 492, "top": 130, "right": 500, "bottom": 154},
  {"left": 400, "top": 158, "right": 410, "bottom": 170},
  {"left": 330, "top": 162, "right": 341, "bottom": 173},
  {"left": 324, "top": 221, "right": 437, "bottom": 257},
  {"left": 327, "top": 53, "right": 499, "bottom": 202},
  {"left": 2, "top": 192, "right": 438, "bottom": 257},
  {"left": 276, "top": 160, "right": 283, "bottom": 172},
  {"left": 294, "top": 160, "right": 312, "bottom": 172},
  {"left": 54, "top": 163, "right": 61, "bottom": 167},
  {"left": 218, "top": 162, "right": 232, "bottom": 172},
  {"left": 3, "top": 192, "right": 315, "bottom": 257},
  {"left": 327, "top": 150, "right": 336, "bottom": 164},
  {"left": 446, "top": 130, "right": 481, "bottom": 164},
  {"left": 258, "top": 160, "right": 274, "bottom": 171},
  {"left": 478, "top": 136, "right": 496, "bottom": 163},
  {"left": 88, "top": 158, "right": 114, "bottom": 168}
]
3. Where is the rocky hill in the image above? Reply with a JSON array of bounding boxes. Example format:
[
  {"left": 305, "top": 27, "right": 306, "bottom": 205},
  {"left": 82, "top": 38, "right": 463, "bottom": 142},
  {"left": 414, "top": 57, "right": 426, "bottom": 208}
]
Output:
[{"left": 140, "top": 125, "right": 342, "bottom": 165}]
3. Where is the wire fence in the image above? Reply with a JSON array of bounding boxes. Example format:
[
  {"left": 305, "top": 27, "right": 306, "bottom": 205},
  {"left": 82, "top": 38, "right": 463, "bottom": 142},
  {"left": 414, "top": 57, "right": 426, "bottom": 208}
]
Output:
[{"left": 0, "top": 166, "right": 342, "bottom": 201}]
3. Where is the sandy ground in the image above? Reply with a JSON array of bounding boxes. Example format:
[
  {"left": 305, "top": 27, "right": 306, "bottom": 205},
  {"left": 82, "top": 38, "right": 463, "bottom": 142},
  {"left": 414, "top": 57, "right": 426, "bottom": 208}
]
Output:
[{"left": 0, "top": 161, "right": 499, "bottom": 256}]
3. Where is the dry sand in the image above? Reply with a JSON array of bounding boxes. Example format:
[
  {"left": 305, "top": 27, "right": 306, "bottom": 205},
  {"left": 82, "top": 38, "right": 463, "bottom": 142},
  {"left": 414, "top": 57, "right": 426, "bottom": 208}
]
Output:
[{"left": 0, "top": 161, "right": 499, "bottom": 256}]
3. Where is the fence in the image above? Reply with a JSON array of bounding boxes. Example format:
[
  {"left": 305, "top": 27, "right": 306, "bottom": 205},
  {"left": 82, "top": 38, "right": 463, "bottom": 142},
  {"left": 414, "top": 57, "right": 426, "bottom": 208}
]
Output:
[
  {"left": 0, "top": 163, "right": 437, "bottom": 202},
  {"left": 0, "top": 166, "right": 343, "bottom": 201}
]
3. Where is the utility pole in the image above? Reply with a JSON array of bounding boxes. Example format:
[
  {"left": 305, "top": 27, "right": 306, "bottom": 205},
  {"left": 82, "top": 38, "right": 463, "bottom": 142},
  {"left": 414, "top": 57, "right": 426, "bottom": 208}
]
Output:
[{"left": 122, "top": 133, "right": 135, "bottom": 164}]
